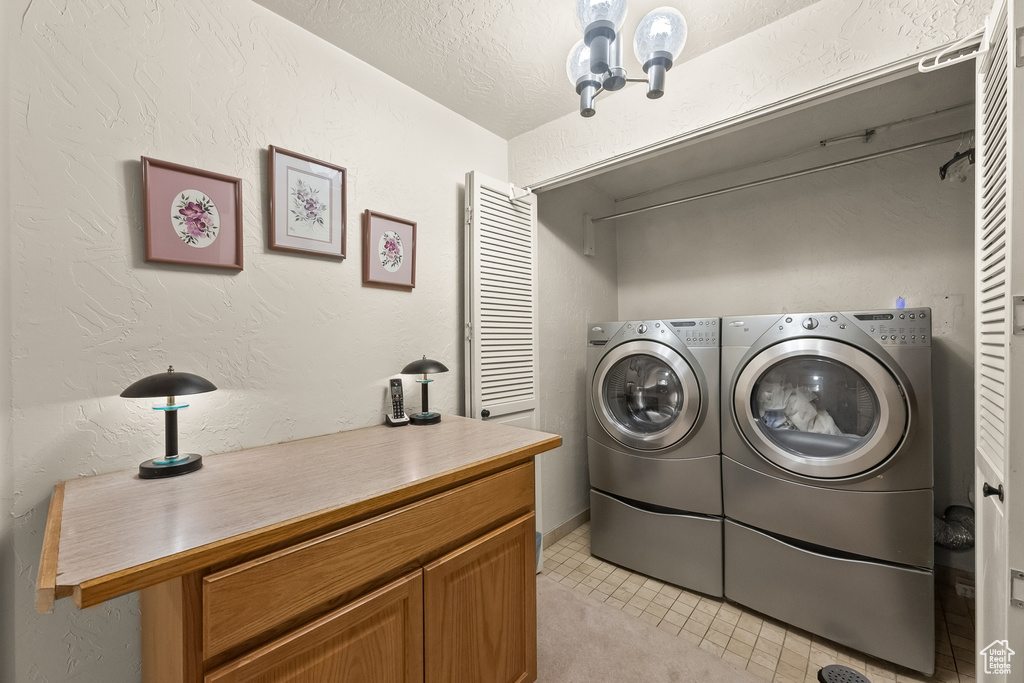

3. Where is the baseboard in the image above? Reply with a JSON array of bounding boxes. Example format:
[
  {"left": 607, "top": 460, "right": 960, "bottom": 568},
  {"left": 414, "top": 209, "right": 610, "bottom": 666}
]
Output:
[{"left": 542, "top": 509, "right": 590, "bottom": 550}]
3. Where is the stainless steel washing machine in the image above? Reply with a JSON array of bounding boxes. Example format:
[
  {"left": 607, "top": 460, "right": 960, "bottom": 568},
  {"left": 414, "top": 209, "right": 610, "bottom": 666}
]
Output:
[
  {"left": 587, "top": 319, "right": 722, "bottom": 596},
  {"left": 720, "top": 309, "right": 934, "bottom": 674}
]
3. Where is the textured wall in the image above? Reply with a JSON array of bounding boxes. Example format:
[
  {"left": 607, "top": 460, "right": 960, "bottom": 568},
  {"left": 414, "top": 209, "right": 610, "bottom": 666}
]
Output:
[
  {"left": 1, "top": 1, "right": 14, "bottom": 681},
  {"left": 612, "top": 142, "right": 975, "bottom": 570},
  {"left": 9, "top": 0, "right": 506, "bottom": 680},
  {"left": 509, "top": 0, "right": 991, "bottom": 187},
  {"left": 536, "top": 184, "right": 618, "bottom": 535}
]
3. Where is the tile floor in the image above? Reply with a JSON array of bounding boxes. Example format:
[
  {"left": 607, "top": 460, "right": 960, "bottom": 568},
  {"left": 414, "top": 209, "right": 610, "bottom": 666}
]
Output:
[{"left": 542, "top": 522, "right": 976, "bottom": 683}]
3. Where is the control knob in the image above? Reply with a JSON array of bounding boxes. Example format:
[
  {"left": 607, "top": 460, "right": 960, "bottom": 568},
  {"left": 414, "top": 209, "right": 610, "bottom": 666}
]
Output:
[{"left": 802, "top": 318, "right": 819, "bottom": 330}]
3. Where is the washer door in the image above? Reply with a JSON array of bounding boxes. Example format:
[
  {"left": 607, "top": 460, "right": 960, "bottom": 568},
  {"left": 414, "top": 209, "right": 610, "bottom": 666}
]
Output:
[
  {"left": 733, "top": 338, "right": 907, "bottom": 478},
  {"left": 592, "top": 340, "right": 702, "bottom": 451}
]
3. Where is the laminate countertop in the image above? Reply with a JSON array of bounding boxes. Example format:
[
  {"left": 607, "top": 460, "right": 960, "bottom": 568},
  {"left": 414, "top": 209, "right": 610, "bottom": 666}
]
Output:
[{"left": 36, "top": 415, "right": 561, "bottom": 612}]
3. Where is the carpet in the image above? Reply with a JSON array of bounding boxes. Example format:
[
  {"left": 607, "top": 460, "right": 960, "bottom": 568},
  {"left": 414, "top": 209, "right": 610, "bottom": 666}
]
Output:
[{"left": 536, "top": 575, "right": 761, "bottom": 683}]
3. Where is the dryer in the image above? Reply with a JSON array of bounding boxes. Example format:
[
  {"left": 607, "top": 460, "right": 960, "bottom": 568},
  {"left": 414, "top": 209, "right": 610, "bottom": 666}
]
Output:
[
  {"left": 587, "top": 319, "right": 722, "bottom": 596},
  {"left": 720, "top": 309, "right": 934, "bottom": 674}
]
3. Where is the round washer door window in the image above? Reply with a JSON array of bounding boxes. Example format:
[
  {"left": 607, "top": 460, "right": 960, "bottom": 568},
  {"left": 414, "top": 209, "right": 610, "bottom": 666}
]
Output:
[
  {"left": 592, "top": 340, "right": 702, "bottom": 451},
  {"left": 733, "top": 338, "right": 907, "bottom": 478}
]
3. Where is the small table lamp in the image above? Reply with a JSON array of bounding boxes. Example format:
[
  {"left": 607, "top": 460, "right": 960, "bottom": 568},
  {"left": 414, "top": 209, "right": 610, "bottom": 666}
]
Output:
[
  {"left": 401, "top": 356, "right": 449, "bottom": 425},
  {"left": 120, "top": 366, "right": 217, "bottom": 479}
]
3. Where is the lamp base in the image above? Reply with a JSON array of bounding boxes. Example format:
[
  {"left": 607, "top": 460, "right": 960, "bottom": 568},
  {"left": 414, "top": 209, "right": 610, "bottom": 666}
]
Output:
[
  {"left": 139, "top": 453, "right": 203, "bottom": 479},
  {"left": 409, "top": 412, "right": 441, "bottom": 426}
]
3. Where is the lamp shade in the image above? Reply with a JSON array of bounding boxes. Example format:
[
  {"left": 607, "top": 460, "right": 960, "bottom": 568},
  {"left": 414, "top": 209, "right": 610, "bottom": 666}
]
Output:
[
  {"left": 121, "top": 366, "right": 218, "bottom": 398},
  {"left": 633, "top": 7, "right": 688, "bottom": 66},
  {"left": 401, "top": 357, "right": 449, "bottom": 375},
  {"left": 574, "top": 0, "right": 629, "bottom": 32}
]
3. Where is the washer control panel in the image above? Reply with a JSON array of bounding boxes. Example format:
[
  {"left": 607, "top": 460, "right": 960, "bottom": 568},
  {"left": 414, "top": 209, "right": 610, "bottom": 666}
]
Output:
[{"left": 664, "top": 318, "right": 718, "bottom": 347}]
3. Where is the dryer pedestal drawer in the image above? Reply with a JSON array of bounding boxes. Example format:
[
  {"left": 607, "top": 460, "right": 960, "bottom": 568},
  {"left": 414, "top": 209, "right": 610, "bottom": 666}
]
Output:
[
  {"left": 724, "top": 520, "right": 934, "bottom": 675},
  {"left": 722, "top": 456, "right": 933, "bottom": 568},
  {"left": 590, "top": 490, "right": 723, "bottom": 597}
]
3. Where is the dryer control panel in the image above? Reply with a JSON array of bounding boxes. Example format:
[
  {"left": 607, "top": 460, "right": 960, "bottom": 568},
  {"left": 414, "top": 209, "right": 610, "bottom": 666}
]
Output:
[{"left": 847, "top": 308, "right": 931, "bottom": 347}]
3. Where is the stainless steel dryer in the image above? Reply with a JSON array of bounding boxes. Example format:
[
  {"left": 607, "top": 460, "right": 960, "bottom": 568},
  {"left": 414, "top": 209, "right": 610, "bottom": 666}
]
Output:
[
  {"left": 587, "top": 319, "right": 722, "bottom": 596},
  {"left": 720, "top": 309, "right": 934, "bottom": 674}
]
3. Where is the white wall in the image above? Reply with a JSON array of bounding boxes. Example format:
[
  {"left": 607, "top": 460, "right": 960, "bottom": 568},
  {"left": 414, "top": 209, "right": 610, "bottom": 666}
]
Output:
[
  {"left": 1, "top": 0, "right": 14, "bottom": 681},
  {"left": 536, "top": 184, "right": 618, "bottom": 536},
  {"left": 9, "top": 0, "right": 506, "bottom": 680},
  {"left": 612, "top": 142, "right": 975, "bottom": 570},
  {"left": 509, "top": 0, "right": 991, "bottom": 188}
]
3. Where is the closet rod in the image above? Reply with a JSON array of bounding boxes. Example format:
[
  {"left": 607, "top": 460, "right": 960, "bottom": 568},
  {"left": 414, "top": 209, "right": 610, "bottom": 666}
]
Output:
[{"left": 591, "top": 130, "right": 972, "bottom": 224}]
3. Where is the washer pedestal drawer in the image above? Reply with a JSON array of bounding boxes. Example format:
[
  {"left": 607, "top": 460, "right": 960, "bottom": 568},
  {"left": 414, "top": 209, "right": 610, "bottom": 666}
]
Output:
[
  {"left": 590, "top": 489, "right": 723, "bottom": 597},
  {"left": 724, "top": 520, "right": 934, "bottom": 675}
]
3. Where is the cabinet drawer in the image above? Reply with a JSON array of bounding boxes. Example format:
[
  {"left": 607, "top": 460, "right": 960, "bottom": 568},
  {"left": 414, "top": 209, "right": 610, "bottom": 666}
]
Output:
[
  {"left": 203, "top": 462, "right": 533, "bottom": 658},
  {"left": 205, "top": 570, "right": 423, "bottom": 683}
]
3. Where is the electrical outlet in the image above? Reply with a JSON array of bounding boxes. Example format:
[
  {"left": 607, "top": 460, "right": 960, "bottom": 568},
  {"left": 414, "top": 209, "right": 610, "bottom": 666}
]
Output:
[{"left": 955, "top": 578, "right": 975, "bottom": 599}]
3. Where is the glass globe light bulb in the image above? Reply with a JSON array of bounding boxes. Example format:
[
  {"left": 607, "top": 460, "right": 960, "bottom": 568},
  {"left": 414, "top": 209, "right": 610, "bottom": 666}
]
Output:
[
  {"left": 633, "top": 7, "right": 688, "bottom": 65},
  {"left": 566, "top": 39, "right": 594, "bottom": 85},
  {"left": 574, "top": 0, "right": 629, "bottom": 32}
]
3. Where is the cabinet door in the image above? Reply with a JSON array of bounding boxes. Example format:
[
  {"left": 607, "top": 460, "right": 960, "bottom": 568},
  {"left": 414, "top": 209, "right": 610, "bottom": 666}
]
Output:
[
  {"left": 423, "top": 514, "right": 536, "bottom": 683},
  {"left": 204, "top": 571, "right": 423, "bottom": 683}
]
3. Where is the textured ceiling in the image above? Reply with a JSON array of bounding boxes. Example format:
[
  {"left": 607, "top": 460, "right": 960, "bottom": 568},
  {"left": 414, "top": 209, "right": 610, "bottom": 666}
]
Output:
[{"left": 252, "top": 0, "right": 825, "bottom": 139}]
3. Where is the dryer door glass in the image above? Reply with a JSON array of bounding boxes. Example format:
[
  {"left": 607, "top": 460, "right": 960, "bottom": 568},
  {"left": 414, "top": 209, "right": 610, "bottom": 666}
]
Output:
[
  {"left": 733, "top": 339, "right": 908, "bottom": 478},
  {"left": 751, "top": 357, "right": 878, "bottom": 458},
  {"left": 592, "top": 340, "right": 702, "bottom": 451}
]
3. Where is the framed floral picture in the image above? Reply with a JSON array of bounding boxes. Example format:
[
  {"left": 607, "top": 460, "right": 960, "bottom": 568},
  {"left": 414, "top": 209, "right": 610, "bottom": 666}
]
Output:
[
  {"left": 141, "top": 157, "right": 244, "bottom": 270},
  {"left": 268, "top": 146, "right": 347, "bottom": 259},
  {"left": 362, "top": 210, "right": 416, "bottom": 290}
]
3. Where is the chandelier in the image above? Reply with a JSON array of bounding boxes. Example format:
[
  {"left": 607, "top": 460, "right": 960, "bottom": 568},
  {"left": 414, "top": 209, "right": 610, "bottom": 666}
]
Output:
[{"left": 567, "top": 1, "right": 688, "bottom": 117}]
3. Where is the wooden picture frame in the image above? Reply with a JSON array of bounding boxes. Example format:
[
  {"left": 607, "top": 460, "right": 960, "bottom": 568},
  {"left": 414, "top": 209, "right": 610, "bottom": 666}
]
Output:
[
  {"left": 268, "top": 146, "right": 347, "bottom": 259},
  {"left": 362, "top": 210, "right": 416, "bottom": 290},
  {"left": 141, "top": 157, "right": 244, "bottom": 270}
]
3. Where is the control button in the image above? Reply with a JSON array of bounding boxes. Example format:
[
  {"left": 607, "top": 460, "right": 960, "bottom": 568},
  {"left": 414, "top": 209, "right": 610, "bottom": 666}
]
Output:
[
  {"left": 899, "top": 314, "right": 905, "bottom": 319},
  {"left": 785, "top": 317, "right": 793, "bottom": 323},
  {"left": 655, "top": 322, "right": 661, "bottom": 328},
  {"left": 637, "top": 323, "right": 648, "bottom": 334},
  {"left": 802, "top": 318, "right": 819, "bottom": 330},
  {"left": 922, "top": 335, "right": 927, "bottom": 342},
  {"left": 911, "top": 335, "right": 916, "bottom": 340},
  {"left": 920, "top": 312, "right": 926, "bottom": 319},
  {"left": 909, "top": 314, "right": 916, "bottom": 319},
  {"left": 901, "top": 336, "right": 906, "bottom": 340},
  {"left": 839, "top": 324, "right": 846, "bottom": 329},
  {"left": 880, "top": 335, "right": 887, "bottom": 341},
  {"left": 830, "top": 316, "right": 838, "bottom": 322}
]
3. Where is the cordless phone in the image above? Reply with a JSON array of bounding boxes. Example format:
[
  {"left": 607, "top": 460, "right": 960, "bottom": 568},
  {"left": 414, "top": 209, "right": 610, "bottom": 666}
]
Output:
[{"left": 385, "top": 378, "right": 409, "bottom": 426}]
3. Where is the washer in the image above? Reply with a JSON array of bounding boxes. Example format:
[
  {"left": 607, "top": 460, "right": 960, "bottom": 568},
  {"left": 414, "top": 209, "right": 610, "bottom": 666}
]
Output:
[
  {"left": 720, "top": 309, "right": 934, "bottom": 675},
  {"left": 587, "top": 319, "right": 722, "bottom": 596}
]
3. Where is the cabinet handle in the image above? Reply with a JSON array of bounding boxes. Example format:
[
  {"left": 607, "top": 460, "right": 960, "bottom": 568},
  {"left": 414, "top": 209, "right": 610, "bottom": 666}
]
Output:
[
  {"left": 481, "top": 409, "right": 491, "bottom": 419},
  {"left": 983, "top": 482, "right": 1004, "bottom": 502}
]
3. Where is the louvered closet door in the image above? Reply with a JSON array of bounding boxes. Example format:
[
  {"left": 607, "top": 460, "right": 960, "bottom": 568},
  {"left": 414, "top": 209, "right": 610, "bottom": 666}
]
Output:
[
  {"left": 464, "top": 172, "right": 539, "bottom": 431},
  {"left": 976, "top": 0, "right": 1024, "bottom": 673}
]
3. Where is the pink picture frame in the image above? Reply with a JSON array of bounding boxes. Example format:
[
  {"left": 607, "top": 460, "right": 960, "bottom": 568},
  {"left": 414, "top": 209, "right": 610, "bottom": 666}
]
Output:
[
  {"left": 141, "top": 157, "right": 244, "bottom": 271},
  {"left": 268, "top": 146, "right": 347, "bottom": 259},
  {"left": 362, "top": 210, "right": 416, "bottom": 290}
]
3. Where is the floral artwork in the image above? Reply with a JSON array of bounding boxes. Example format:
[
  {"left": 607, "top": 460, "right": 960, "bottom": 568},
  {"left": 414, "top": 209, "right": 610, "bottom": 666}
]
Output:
[
  {"left": 269, "top": 147, "right": 346, "bottom": 257},
  {"left": 171, "top": 190, "right": 220, "bottom": 248},
  {"left": 363, "top": 210, "right": 415, "bottom": 290},
  {"left": 288, "top": 178, "right": 328, "bottom": 235},
  {"left": 378, "top": 230, "right": 403, "bottom": 272}
]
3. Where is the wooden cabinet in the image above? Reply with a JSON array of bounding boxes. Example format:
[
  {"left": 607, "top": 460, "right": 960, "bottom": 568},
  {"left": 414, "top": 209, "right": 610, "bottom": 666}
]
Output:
[
  {"left": 37, "top": 417, "right": 560, "bottom": 683},
  {"left": 424, "top": 516, "right": 536, "bottom": 683},
  {"left": 205, "top": 571, "right": 424, "bottom": 683}
]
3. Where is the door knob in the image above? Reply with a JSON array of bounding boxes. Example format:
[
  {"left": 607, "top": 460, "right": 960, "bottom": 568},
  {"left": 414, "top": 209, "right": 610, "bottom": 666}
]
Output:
[
  {"left": 481, "top": 409, "right": 490, "bottom": 419},
  {"left": 983, "top": 482, "right": 1004, "bottom": 502}
]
